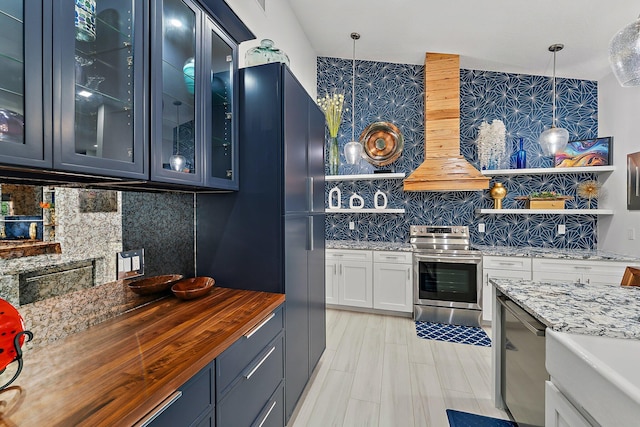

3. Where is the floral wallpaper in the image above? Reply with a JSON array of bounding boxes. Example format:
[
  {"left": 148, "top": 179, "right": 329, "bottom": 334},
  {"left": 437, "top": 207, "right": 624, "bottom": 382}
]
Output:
[{"left": 318, "top": 57, "right": 600, "bottom": 249}]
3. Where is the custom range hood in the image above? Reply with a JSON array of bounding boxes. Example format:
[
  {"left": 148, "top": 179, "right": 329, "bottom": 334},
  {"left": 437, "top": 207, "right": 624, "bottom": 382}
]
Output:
[{"left": 403, "top": 53, "right": 489, "bottom": 192}]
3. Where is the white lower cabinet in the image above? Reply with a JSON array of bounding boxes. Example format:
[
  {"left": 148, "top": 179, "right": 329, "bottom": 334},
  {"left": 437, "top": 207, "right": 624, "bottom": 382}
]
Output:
[
  {"left": 373, "top": 251, "right": 413, "bottom": 313},
  {"left": 326, "top": 249, "right": 373, "bottom": 308},
  {"left": 325, "top": 249, "right": 412, "bottom": 313},
  {"left": 532, "top": 258, "right": 634, "bottom": 286},
  {"left": 545, "top": 381, "right": 592, "bottom": 427},
  {"left": 482, "top": 256, "right": 532, "bottom": 323}
]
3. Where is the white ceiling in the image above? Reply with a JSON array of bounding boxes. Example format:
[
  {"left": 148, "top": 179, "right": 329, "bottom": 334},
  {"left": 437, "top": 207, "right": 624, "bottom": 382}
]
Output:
[{"left": 286, "top": 0, "right": 638, "bottom": 81}]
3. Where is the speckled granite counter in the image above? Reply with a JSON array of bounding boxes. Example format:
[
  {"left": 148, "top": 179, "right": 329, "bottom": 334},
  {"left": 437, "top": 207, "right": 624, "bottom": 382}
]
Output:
[
  {"left": 475, "top": 245, "right": 640, "bottom": 261},
  {"left": 326, "top": 240, "right": 413, "bottom": 251},
  {"left": 491, "top": 278, "right": 640, "bottom": 339}
]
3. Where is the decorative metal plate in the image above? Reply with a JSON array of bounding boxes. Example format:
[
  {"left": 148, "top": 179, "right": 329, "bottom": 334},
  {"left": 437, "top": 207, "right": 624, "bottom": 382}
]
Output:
[{"left": 359, "top": 122, "right": 404, "bottom": 166}]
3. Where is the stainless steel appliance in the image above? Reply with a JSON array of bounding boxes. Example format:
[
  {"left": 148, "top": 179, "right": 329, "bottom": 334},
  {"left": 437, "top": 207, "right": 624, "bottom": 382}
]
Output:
[
  {"left": 411, "top": 225, "right": 483, "bottom": 326},
  {"left": 498, "top": 294, "right": 548, "bottom": 427}
]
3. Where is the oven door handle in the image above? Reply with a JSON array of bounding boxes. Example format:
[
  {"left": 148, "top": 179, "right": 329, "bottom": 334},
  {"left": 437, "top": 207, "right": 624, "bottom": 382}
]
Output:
[{"left": 413, "top": 253, "right": 481, "bottom": 263}]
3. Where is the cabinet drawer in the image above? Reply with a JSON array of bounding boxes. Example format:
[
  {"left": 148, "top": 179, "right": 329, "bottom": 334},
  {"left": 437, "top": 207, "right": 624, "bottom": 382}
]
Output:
[
  {"left": 145, "top": 362, "right": 214, "bottom": 427},
  {"left": 373, "top": 251, "right": 412, "bottom": 264},
  {"left": 216, "top": 307, "right": 283, "bottom": 397},
  {"left": 251, "top": 381, "right": 284, "bottom": 427},
  {"left": 483, "top": 256, "right": 531, "bottom": 271},
  {"left": 533, "top": 258, "right": 632, "bottom": 275},
  {"left": 217, "top": 334, "right": 284, "bottom": 427},
  {"left": 326, "top": 249, "right": 372, "bottom": 262}
]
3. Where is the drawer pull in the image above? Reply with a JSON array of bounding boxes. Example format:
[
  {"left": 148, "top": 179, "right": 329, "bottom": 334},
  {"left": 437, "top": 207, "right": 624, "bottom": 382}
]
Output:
[
  {"left": 245, "top": 346, "right": 276, "bottom": 379},
  {"left": 244, "top": 313, "right": 276, "bottom": 339},
  {"left": 574, "top": 266, "right": 592, "bottom": 270},
  {"left": 256, "top": 400, "right": 277, "bottom": 427},
  {"left": 498, "top": 262, "right": 516, "bottom": 266},
  {"left": 134, "top": 391, "right": 182, "bottom": 427},
  {"left": 384, "top": 256, "right": 399, "bottom": 260}
]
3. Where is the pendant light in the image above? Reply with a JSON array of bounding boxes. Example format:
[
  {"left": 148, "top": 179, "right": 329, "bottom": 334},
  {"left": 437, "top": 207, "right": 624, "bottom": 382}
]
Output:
[
  {"left": 169, "top": 100, "right": 186, "bottom": 172},
  {"left": 538, "top": 44, "right": 569, "bottom": 157},
  {"left": 609, "top": 14, "right": 640, "bottom": 87},
  {"left": 344, "top": 32, "right": 363, "bottom": 165}
]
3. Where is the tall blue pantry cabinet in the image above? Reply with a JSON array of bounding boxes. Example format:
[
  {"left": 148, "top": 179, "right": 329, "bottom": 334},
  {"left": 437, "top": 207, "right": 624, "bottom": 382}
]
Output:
[{"left": 196, "top": 62, "right": 326, "bottom": 424}]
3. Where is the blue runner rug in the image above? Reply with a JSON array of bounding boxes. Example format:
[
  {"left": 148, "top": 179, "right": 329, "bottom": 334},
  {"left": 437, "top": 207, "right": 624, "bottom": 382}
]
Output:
[
  {"left": 415, "top": 321, "right": 491, "bottom": 347},
  {"left": 446, "top": 409, "right": 516, "bottom": 427}
]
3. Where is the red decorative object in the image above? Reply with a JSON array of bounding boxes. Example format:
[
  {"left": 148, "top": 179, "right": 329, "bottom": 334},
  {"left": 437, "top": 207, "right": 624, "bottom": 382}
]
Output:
[
  {"left": 0, "top": 298, "right": 33, "bottom": 390},
  {"left": 0, "top": 299, "right": 26, "bottom": 371}
]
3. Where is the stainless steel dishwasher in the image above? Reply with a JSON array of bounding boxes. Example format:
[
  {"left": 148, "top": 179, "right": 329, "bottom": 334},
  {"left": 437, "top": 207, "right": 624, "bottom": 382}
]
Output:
[{"left": 498, "top": 295, "right": 548, "bottom": 427}]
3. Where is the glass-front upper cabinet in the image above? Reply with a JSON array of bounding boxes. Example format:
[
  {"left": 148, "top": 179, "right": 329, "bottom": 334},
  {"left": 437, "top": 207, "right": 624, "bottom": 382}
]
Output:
[
  {"left": 52, "top": 0, "right": 147, "bottom": 179},
  {"left": 0, "top": 1, "right": 49, "bottom": 168},
  {"left": 204, "top": 17, "right": 237, "bottom": 190},
  {"left": 151, "top": 0, "right": 239, "bottom": 189},
  {"left": 151, "top": 0, "right": 203, "bottom": 186}
]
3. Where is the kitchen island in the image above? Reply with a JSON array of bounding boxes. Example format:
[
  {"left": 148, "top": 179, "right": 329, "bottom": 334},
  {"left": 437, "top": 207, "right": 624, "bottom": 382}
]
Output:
[
  {"left": 0, "top": 286, "right": 285, "bottom": 426},
  {"left": 490, "top": 278, "right": 640, "bottom": 426}
]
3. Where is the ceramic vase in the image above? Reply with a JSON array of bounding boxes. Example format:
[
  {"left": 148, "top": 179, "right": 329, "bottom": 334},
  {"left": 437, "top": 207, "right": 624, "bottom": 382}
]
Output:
[{"left": 490, "top": 182, "right": 507, "bottom": 209}]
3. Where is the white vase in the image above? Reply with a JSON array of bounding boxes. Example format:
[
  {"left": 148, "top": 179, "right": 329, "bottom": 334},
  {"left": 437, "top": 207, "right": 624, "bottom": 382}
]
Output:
[
  {"left": 328, "top": 187, "right": 341, "bottom": 209},
  {"left": 374, "top": 190, "right": 388, "bottom": 209},
  {"left": 349, "top": 193, "right": 364, "bottom": 209}
]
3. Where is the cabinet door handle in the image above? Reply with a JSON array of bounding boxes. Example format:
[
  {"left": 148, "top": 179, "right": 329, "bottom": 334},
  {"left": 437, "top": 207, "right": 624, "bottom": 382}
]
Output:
[
  {"left": 333, "top": 264, "right": 337, "bottom": 275},
  {"left": 244, "top": 313, "right": 276, "bottom": 339},
  {"left": 339, "top": 264, "right": 342, "bottom": 275},
  {"left": 256, "top": 400, "right": 278, "bottom": 427},
  {"left": 407, "top": 268, "right": 410, "bottom": 280},
  {"left": 134, "top": 391, "right": 182, "bottom": 427},
  {"left": 245, "top": 346, "right": 276, "bottom": 379},
  {"left": 307, "top": 177, "right": 314, "bottom": 212},
  {"left": 307, "top": 216, "right": 314, "bottom": 251}
]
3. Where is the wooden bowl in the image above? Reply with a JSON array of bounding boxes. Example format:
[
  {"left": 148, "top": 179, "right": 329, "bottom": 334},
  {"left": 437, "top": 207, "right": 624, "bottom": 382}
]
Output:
[
  {"left": 127, "top": 274, "right": 184, "bottom": 296},
  {"left": 171, "top": 277, "right": 215, "bottom": 300}
]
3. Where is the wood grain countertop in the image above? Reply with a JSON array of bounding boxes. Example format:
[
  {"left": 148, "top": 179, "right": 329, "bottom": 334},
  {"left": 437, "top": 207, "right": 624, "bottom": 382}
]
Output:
[{"left": 0, "top": 287, "right": 285, "bottom": 426}]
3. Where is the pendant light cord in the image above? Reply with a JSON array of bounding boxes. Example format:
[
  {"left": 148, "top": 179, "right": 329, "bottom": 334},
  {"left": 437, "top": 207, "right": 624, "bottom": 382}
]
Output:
[
  {"left": 351, "top": 33, "right": 360, "bottom": 142},
  {"left": 552, "top": 49, "right": 557, "bottom": 127}
]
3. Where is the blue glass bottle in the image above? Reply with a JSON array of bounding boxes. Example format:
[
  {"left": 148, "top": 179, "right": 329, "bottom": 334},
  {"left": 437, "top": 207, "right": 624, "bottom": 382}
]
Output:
[{"left": 516, "top": 138, "right": 527, "bottom": 169}]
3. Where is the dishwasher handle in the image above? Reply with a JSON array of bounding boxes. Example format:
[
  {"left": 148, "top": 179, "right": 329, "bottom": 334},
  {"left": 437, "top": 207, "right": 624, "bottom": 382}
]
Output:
[{"left": 498, "top": 296, "right": 546, "bottom": 336}]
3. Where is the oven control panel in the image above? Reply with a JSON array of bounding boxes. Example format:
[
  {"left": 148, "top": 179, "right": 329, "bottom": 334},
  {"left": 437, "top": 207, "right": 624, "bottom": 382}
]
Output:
[{"left": 410, "top": 225, "right": 469, "bottom": 237}]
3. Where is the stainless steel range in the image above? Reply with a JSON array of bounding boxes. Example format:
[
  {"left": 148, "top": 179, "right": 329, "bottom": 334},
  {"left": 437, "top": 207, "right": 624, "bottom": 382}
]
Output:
[{"left": 411, "top": 225, "right": 483, "bottom": 327}]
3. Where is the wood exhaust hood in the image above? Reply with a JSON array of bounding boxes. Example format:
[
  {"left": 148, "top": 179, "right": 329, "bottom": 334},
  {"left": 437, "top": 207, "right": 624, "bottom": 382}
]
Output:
[{"left": 403, "top": 53, "right": 490, "bottom": 192}]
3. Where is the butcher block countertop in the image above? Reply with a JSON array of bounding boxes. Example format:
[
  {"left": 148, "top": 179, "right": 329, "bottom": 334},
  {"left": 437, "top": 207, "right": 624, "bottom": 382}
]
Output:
[{"left": 0, "top": 287, "right": 285, "bottom": 427}]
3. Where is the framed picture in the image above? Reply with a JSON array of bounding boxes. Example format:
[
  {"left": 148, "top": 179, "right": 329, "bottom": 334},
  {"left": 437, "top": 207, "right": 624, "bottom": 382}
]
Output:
[{"left": 554, "top": 136, "right": 612, "bottom": 167}]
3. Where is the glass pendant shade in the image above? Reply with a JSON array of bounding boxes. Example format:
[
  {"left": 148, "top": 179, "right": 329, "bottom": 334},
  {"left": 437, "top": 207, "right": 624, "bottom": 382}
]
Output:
[
  {"left": 538, "top": 126, "right": 569, "bottom": 157},
  {"left": 169, "top": 154, "right": 186, "bottom": 171},
  {"left": 609, "top": 16, "right": 640, "bottom": 87},
  {"left": 538, "top": 44, "right": 569, "bottom": 157},
  {"left": 344, "top": 140, "right": 363, "bottom": 164}
]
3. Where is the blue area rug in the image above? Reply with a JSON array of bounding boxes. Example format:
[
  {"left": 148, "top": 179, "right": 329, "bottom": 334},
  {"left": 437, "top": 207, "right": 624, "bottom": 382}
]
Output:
[
  {"left": 415, "top": 321, "right": 491, "bottom": 347},
  {"left": 447, "top": 409, "right": 516, "bottom": 427}
]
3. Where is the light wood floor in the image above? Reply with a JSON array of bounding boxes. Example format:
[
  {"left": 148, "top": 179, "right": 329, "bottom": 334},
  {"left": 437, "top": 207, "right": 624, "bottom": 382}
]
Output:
[{"left": 288, "top": 308, "right": 511, "bottom": 427}]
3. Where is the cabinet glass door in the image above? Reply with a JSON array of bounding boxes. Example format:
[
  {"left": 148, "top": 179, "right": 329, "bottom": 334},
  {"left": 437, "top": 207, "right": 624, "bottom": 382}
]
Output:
[
  {"left": 0, "top": 1, "right": 48, "bottom": 167},
  {"left": 152, "top": 0, "right": 202, "bottom": 185},
  {"left": 54, "top": 0, "right": 147, "bottom": 178},
  {"left": 204, "top": 18, "right": 237, "bottom": 189}
]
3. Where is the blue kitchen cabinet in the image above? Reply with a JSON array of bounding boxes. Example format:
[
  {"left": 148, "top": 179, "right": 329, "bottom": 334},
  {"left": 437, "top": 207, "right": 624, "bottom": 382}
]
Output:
[
  {"left": 0, "top": 1, "right": 51, "bottom": 168},
  {"left": 52, "top": 0, "right": 148, "bottom": 179},
  {"left": 147, "top": 361, "right": 215, "bottom": 427},
  {"left": 150, "top": 0, "right": 240, "bottom": 190},
  {"left": 0, "top": 0, "right": 251, "bottom": 189}
]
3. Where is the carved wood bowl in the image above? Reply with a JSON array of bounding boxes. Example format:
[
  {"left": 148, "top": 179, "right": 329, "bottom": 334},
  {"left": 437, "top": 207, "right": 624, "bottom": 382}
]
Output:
[
  {"left": 171, "top": 277, "right": 216, "bottom": 300},
  {"left": 127, "top": 274, "right": 184, "bottom": 296}
]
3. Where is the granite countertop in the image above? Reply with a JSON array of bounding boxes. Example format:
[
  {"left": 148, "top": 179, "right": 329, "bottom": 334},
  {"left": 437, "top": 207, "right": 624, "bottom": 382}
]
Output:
[
  {"left": 473, "top": 245, "right": 640, "bottom": 261},
  {"left": 326, "top": 240, "right": 413, "bottom": 252},
  {"left": 491, "top": 278, "right": 640, "bottom": 339}
]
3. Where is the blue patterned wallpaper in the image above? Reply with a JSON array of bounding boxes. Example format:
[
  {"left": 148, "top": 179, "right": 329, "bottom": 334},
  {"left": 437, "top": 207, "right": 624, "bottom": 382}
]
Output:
[{"left": 318, "top": 57, "right": 600, "bottom": 249}]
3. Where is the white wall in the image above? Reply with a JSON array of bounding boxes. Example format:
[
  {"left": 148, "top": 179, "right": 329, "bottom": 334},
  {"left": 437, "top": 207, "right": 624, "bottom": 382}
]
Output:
[
  {"left": 597, "top": 72, "right": 640, "bottom": 257},
  {"left": 224, "top": 0, "right": 318, "bottom": 98}
]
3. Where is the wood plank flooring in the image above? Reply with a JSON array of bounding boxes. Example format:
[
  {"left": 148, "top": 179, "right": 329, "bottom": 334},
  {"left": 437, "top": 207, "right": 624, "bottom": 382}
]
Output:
[{"left": 288, "top": 309, "right": 511, "bottom": 427}]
